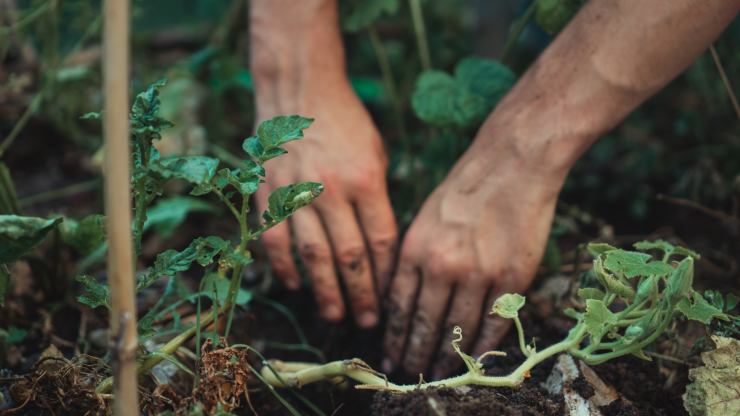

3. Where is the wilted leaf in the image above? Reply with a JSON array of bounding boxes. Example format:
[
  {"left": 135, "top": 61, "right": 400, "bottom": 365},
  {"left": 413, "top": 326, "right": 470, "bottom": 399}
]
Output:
[
  {"left": 683, "top": 336, "right": 740, "bottom": 416},
  {"left": 490, "top": 293, "right": 526, "bottom": 319},
  {"left": 603, "top": 249, "right": 672, "bottom": 278},
  {"left": 76, "top": 275, "right": 110, "bottom": 309},
  {"left": 263, "top": 182, "right": 323, "bottom": 223},
  {"left": 665, "top": 257, "right": 694, "bottom": 304},
  {"left": 0, "top": 215, "right": 63, "bottom": 263},
  {"left": 412, "top": 57, "right": 515, "bottom": 129},
  {"left": 61, "top": 214, "right": 106, "bottom": 256},
  {"left": 677, "top": 291, "right": 728, "bottom": 324},
  {"left": 582, "top": 299, "right": 617, "bottom": 338},
  {"left": 145, "top": 196, "right": 216, "bottom": 238},
  {"left": 340, "top": 0, "right": 399, "bottom": 32},
  {"left": 594, "top": 258, "right": 635, "bottom": 300}
]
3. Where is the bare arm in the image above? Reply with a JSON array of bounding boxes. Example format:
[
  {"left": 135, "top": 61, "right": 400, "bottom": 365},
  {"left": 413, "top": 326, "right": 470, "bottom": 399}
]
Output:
[
  {"left": 250, "top": 1, "right": 397, "bottom": 328},
  {"left": 385, "top": 0, "right": 740, "bottom": 378}
]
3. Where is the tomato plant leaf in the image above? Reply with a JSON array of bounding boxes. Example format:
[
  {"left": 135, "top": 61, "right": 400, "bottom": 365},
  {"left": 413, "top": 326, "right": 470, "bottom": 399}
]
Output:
[
  {"left": 76, "top": 275, "right": 111, "bottom": 310},
  {"left": 490, "top": 293, "right": 526, "bottom": 319},
  {"left": 0, "top": 215, "right": 63, "bottom": 263},
  {"left": 243, "top": 115, "right": 314, "bottom": 164}
]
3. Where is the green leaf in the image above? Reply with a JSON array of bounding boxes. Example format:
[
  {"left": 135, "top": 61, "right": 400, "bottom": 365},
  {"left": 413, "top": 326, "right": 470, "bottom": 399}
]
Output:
[
  {"left": 593, "top": 257, "right": 635, "bottom": 300},
  {"left": 633, "top": 239, "right": 675, "bottom": 254},
  {"left": 677, "top": 291, "right": 728, "bottom": 324},
  {"left": 683, "top": 336, "right": 740, "bottom": 416},
  {"left": 244, "top": 115, "right": 314, "bottom": 163},
  {"left": 76, "top": 274, "right": 110, "bottom": 309},
  {"left": 60, "top": 214, "right": 106, "bottom": 256},
  {"left": 577, "top": 287, "right": 605, "bottom": 301},
  {"left": 0, "top": 215, "right": 63, "bottom": 263},
  {"left": 144, "top": 196, "right": 217, "bottom": 238},
  {"left": 665, "top": 257, "right": 694, "bottom": 304},
  {"left": 634, "top": 275, "right": 659, "bottom": 303},
  {"left": 411, "top": 57, "right": 515, "bottom": 129},
  {"left": 586, "top": 242, "right": 617, "bottom": 258},
  {"left": 136, "top": 236, "right": 231, "bottom": 292},
  {"left": 535, "top": 0, "right": 585, "bottom": 35},
  {"left": 603, "top": 249, "right": 673, "bottom": 278},
  {"left": 340, "top": 0, "right": 399, "bottom": 32},
  {"left": 202, "top": 272, "right": 253, "bottom": 307},
  {"left": 490, "top": 293, "right": 526, "bottom": 319},
  {"left": 152, "top": 156, "right": 219, "bottom": 186},
  {"left": 582, "top": 299, "right": 617, "bottom": 338},
  {"left": 263, "top": 182, "right": 324, "bottom": 224}
]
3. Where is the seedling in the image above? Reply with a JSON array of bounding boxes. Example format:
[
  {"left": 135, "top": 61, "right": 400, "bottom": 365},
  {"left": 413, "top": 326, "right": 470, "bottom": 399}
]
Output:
[{"left": 261, "top": 240, "right": 732, "bottom": 392}]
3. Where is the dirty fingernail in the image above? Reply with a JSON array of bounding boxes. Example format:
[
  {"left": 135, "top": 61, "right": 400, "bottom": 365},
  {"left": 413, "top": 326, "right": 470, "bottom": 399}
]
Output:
[
  {"left": 382, "top": 358, "right": 394, "bottom": 373},
  {"left": 358, "top": 311, "right": 378, "bottom": 328},
  {"left": 322, "top": 305, "right": 342, "bottom": 321}
]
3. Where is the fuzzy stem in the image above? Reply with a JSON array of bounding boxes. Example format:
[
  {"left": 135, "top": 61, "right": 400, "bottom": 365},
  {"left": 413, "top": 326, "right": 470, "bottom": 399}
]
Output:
[{"left": 513, "top": 316, "right": 531, "bottom": 356}]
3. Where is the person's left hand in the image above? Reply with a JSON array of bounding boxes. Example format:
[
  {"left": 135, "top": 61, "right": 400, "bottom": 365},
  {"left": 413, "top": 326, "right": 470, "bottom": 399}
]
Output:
[{"left": 382, "top": 119, "right": 567, "bottom": 379}]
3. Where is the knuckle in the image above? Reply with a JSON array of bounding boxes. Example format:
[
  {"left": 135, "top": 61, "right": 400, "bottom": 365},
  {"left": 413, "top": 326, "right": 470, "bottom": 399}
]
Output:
[
  {"left": 369, "top": 234, "right": 398, "bottom": 255},
  {"left": 337, "top": 246, "right": 367, "bottom": 272},
  {"left": 299, "top": 243, "right": 331, "bottom": 264}
]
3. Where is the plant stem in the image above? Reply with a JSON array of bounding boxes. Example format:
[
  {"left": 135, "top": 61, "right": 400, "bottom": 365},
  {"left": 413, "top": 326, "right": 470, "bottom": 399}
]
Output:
[
  {"left": 18, "top": 178, "right": 101, "bottom": 207},
  {"left": 0, "top": 93, "right": 42, "bottom": 159},
  {"left": 513, "top": 316, "right": 531, "bottom": 356},
  {"left": 367, "top": 24, "right": 408, "bottom": 146},
  {"left": 709, "top": 45, "right": 740, "bottom": 120},
  {"left": 102, "top": 0, "right": 138, "bottom": 413},
  {"left": 408, "top": 0, "right": 431, "bottom": 71},
  {"left": 224, "top": 195, "right": 250, "bottom": 338},
  {"left": 500, "top": 0, "right": 538, "bottom": 64}
]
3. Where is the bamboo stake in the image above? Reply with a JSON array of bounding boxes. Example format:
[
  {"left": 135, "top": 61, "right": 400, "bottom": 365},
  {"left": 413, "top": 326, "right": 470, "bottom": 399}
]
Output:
[{"left": 103, "top": 0, "right": 138, "bottom": 414}]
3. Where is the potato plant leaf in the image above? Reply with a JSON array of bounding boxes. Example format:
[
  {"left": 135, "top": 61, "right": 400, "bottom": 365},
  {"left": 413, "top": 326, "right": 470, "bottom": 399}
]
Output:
[
  {"left": 263, "top": 182, "right": 324, "bottom": 224},
  {"left": 144, "top": 196, "right": 217, "bottom": 238},
  {"left": 490, "top": 293, "right": 526, "bottom": 319},
  {"left": 340, "top": 0, "right": 399, "bottom": 32},
  {"left": 76, "top": 275, "right": 111, "bottom": 310},
  {"left": 603, "top": 249, "right": 672, "bottom": 278},
  {"left": 243, "top": 116, "right": 314, "bottom": 164},
  {"left": 683, "top": 336, "right": 740, "bottom": 416},
  {"left": 60, "top": 214, "right": 106, "bottom": 256},
  {"left": 412, "top": 57, "right": 515, "bottom": 129},
  {"left": 0, "top": 215, "right": 63, "bottom": 263},
  {"left": 152, "top": 156, "right": 219, "bottom": 186}
]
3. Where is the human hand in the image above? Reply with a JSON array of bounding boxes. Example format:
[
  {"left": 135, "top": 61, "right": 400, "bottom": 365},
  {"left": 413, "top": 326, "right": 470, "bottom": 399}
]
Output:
[
  {"left": 254, "top": 77, "right": 397, "bottom": 328},
  {"left": 382, "top": 114, "right": 568, "bottom": 378}
]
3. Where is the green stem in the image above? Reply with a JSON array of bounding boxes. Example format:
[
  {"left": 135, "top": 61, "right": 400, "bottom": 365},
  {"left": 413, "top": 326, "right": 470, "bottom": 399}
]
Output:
[
  {"left": 513, "top": 316, "right": 531, "bottom": 356},
  {"left": 224, "top": 195, "right": 250, "bottom": 338},
  {"left": 408, "top": 0, "right": 431, "bottom": 71},
  {"left": 18, "top": 178, "right": 101, "bottom": 207},
  {"left": 367, "top": 25, "right": 408, "bottom": 145},
  {"left": 500, "top": 0, "right": 538, "bottom": 64},
  {"left": 0, "top": 93, "right": 43, "bottom": 159}
]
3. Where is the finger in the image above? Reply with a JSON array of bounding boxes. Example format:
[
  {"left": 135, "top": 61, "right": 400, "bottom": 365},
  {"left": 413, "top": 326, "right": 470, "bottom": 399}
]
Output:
[
  {"left": 316, "top": 200, "right": 379, "bottom": 328},
  {"left": 354, "top": 187, "right": 398, "bottom": 297},
  {"left": 291, "top": 207, "right": 345, "bottom": 322},
  {"left": 432, "top": 283, "right": 487, "bottom": 379},
  {"left": 401, "top": 275, "right": 453, "bottom": 375},
  {"left": 471, "top": 290, "right": 513, "bottom": 358},
  {"left": 256, "top": 187, "right": 300, "bottom": 289},
  {"left": 382, "top": 259, "right": 420, "bottom": 371}
]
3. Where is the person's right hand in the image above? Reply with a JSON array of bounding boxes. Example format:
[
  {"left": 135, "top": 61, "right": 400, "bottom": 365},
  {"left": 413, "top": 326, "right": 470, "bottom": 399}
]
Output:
[{"left": 253, "top": 73, "right": 397, "bottom": 328}]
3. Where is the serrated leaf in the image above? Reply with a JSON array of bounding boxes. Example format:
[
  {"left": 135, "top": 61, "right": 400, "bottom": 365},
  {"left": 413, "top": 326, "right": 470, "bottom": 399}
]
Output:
[
  {"left": 264, "top": 182, "right": 323, "bottom": 224},
  {"left": 340, "top": 0, "right": 399, "bottom": 32},
  {"left": 411, "top": 57, "right": 515, "bottom": 129},
  {"left": 586, "top": 242, "right": 617, "bottom": 258},
  {"left": 0, "top": 215, "right": 63, "bottom": 263},
  {"left": 60, "top": 214, "right": 106, "bottom": 256},
  {"left": 244, "top": 115, "right": 314, "bottom": 163},
  {"left": 76, "top": 275, "right": 110, "bottom": 309},
  {"left": 577, "top": 287, "right": 605, "bottom": 301},
  {"left": 677, "top": 291, "right": 728, "bottom": 324},
  {"left": 683, "top": 336, "right": 740, "bottom": 416},
  {"left": 490, "top": 293, "right": 526, "bottom": 319},
  {"left": 136, "top": 236, "right": 231, "bottom": 292},
  {"left": 594, "top": 257, "right": 635, "bottom": 300},
  {"left": 152, "top": 156, "right": 219, "bottom": 186},
  {"left": 603, "top": 249, "right": 672, "bottom": 278},
  {"left": 633, "top": 239, "right": 675, "bottom": 254},
  {"left": 145, "top": 196, "right": 216, "bottom": 238},
  {"left": 582, "top": 299, "right": 617, "bottom": 338}
]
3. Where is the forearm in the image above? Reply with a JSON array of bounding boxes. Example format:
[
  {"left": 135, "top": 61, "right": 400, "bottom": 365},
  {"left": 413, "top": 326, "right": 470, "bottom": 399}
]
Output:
[
  {"left": 473, "top": 0, "right": 739, "bottom": 182},
  {"left": 250, "top": 0, "right": 347, "bottom": 116}
]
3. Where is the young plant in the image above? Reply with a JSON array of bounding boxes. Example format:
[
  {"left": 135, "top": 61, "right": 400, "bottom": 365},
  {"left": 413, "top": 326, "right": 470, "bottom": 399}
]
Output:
[
  {"left": 260, "top": 240, "right": 732, "bottom": 392},
  {"left": 75, "top": 80, "right": 322, "bottom": 394}
]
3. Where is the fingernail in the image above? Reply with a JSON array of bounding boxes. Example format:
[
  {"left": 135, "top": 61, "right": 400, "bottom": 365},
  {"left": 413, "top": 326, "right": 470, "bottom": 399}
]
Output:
[
  {"left": 322, "top": 305, "right": 342, "bottom": 321},
  {"left": 358, "top": 311, "right": 378, "bottom": 328},
  {"left": 381, "top": 358, "right": 394, "bottom": 373}
]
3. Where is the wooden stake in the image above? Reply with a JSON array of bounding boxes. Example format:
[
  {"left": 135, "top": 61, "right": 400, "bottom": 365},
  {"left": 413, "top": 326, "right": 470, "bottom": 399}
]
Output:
[{"left": 103, "top": 0, "right": 138, "bottom": 414}]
